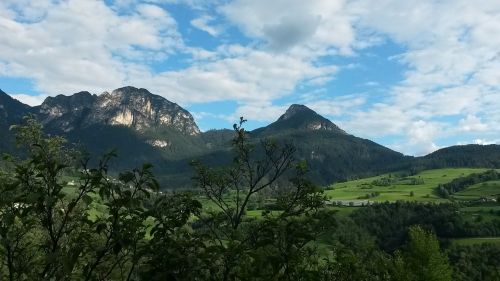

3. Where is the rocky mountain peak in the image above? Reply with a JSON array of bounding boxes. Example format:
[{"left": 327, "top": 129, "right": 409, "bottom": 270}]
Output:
[
  {"left": 273, "top": 104, "right": 346, "bottom": 133},
  {"left": 35, "top": 87, "right": 200, "bottom": 135},
  {"left": 93, "top": 86, "right": 200, "bottom": 135},
  {"left": 279, "top": 104, "right": 317, "bottom": 121},
  {"left": 40, "top": 91, "right": 95, "bottom": 112}
]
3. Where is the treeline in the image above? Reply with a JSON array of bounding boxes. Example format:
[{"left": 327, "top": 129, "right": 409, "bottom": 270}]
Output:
[
  {"left": 417, "top": 144, "right": 500, "bottom": 169},
  {"left": 329, "top": 202, "right": 500, "bottom": 280},
  {"left": 448, "top": 244, "right": 500, "bottom": 280},
  {"left": 437, "top": 169, "right": 499, "bottom": 197},
  {"left": 370, "top": 175, "right": 425, "bottom": 187},
  {"left": 351, "top": 202, "right": 500, "bottom": 249}
]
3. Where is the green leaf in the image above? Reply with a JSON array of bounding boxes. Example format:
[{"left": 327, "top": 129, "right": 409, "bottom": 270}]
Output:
[
  {"left": 113, "top": 242, "right": 122, "bottom": 254},
  {"left": 119, "top": 171, "right": 135, "bottom": 183},
  {"left": 82, "top": 194, "right": 93, "bottom": 205},
  {"left": 96, "top": 223, "right": 107, "bottom": 234},
  {"left": 142, "top": 163, "right": 153, "bottom": 170}
]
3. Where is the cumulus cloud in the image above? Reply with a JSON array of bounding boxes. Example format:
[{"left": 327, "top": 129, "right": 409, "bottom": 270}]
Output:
[
  {"left": 0, "top": 0, "right": 181, "bottom": 95},
  {"left": 220, "top": 0, "right": 356, "bottom": 54},
  {"left": 8, "top": 94, "right": 48, "bottom": 106},
  {"left": 0, "top": 0, "right": 340, "bottom": 108},
  {"left": 458, "top": 115, "right": 489, "bottom": 132},
  {"left": 131, "top": 47, "right": 338, "bottom": 105},
  {"left": 303, "top": 95, "right": 366, "bottom": 117},
  {"left": 232, "top": 102, "right": 289, "bottom": 123},
  {"left": 190, "top": 15, "right": 221, "bottom": 36},
  {"left": 342, "top": 0, "right": 500, "bottom": 154}
]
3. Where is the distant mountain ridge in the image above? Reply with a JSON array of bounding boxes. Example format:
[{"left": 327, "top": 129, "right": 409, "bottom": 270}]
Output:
[
  {"left": 1, "top": 87, "right": 499, "bottom": 188},
  {"left": 416, "top": 144, "right": 500, "bottom": 169}
]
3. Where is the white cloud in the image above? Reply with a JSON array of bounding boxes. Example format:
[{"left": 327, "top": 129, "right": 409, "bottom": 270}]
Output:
[
  {"left": 0, "top": 0, "right": 341, "bottom": 110},
  {"left": 383, "top": 121, "right": 442, "bottom": 156},
  {"left": 191, "top": 15, "right": 221, "bottom": 36},
  {"left": 0, "top": 0, "right": 181, "bottom": 95},
  {"left": 132, "top": 47, "right": 338, "bottom": 104},
  {"left": 231, "top": 102, "right": 288, "bottom": 123},
  {"left": 457, "top": 138, "right": 500, "bottom": 146},
  {"left": 458, "top": 115, "right": 489, "bottom": 132},
  {"left": 339, "top": 0, "right": 500, "bottom": 154},
  {"left": 304, "top": 95, "right": 366, "bottom": 117},
  {"left": 220, "top": 0, "right": 356, "bottom": 54},
  {"left": 8, "top": 94, "right": 48, "bottom": 106},
  {"left": 0, "top": 0, "right": 53, "bottom": 22},
  {"left": 473, "top": 139, "right": 499, "bottom": 145}
]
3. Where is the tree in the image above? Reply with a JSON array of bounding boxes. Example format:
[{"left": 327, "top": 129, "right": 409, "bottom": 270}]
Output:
[
  {"left": 190, "top": 117, "right": 325, "bottom": 280},
  {"left": 401, "top": 226, "right": 452, "bottom": 281},
  {"left": 0, "top": 116, "right": 201, "bottom": 280}
]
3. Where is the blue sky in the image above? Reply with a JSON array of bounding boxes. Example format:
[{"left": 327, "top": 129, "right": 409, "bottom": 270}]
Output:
[{"left": 0, "top": 0, "right": 499, "bottom": 155}]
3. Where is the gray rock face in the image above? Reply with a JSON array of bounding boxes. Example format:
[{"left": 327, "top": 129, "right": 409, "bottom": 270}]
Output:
[
  {"left": 38, "top": 91, "right": 96, "bottom": 132},
  {"left": 36, "top": 86, "right": 200, "bottom": 135},
  {"left": 279, "top": 104, "right": 312, "bottom": 121}
]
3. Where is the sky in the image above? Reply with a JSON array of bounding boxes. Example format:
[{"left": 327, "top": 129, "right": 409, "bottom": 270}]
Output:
[{"left": 0, "top": 0, "right": 499, "bottom": 156}]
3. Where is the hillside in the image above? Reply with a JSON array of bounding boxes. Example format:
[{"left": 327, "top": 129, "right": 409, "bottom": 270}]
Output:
[
  {"left": 416, "top": 145, "right": 500, "bottom": 169},
  {"left": 324, "top": 168, "right": 499, "bottom": 203},
  {"left": 0, "top": 90, "right": 34, "bottom": 152},
  {"left": 251, "top": 105, "right": 408, "bottom": 184}
]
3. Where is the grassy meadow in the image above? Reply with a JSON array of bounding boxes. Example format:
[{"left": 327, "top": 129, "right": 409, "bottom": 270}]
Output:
[
  {"left": 324, "top": 168, "right": 494, "bottom": 203},
  {"left": 454, "top": 180, "right": 500, "bottom": 201},
  {"left": 452, "top": 237, "right": 500, "bottom": 246}
]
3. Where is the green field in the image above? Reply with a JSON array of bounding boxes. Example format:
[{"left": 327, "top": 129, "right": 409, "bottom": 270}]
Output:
[
  {"left": 452, "top": 237, "right": 500, "bottom": 246},
  {"left": 324, "top": 168, "right": 490, "bottom": 203},
  {"left": 459, "top": 204, "right": 500, "bottom": 223},
  {"left": 454, "top": 180, "right": 500, "bottom": 201},
  {"left": 326, "top": 206, "right": 360, "bottom": 216}
]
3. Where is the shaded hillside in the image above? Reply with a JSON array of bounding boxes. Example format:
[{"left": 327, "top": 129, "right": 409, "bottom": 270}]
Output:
[
  {"left": 250, "top": 105, "right": 407, "bottom": 184},
  {"left": 414, "top": 145, "right": 500, "bottom": 170},
  {"left": 0, "top": 89, "right": 34, "bottom": 152}
]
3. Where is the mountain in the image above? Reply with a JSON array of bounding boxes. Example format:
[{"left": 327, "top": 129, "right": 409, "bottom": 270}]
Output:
[
  {"left": 250, "top": 104, "right": 408, "bottom": 184},
  {"left": 253, "top": 104, "right": 346, "bottom": 135},
  {"left": 1, "top": 87, "right": 499, "bottom": 188},
  {"left": 34, "top": 87, "right": 210, "bottom": 177},
  {"left": 1, "top": 87, "right": 208, "bottom": 177}
]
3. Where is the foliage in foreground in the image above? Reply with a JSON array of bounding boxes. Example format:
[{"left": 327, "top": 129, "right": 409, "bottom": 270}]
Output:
[{"left": 0, "top": 117, "right": 457, "bottom": 280}]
